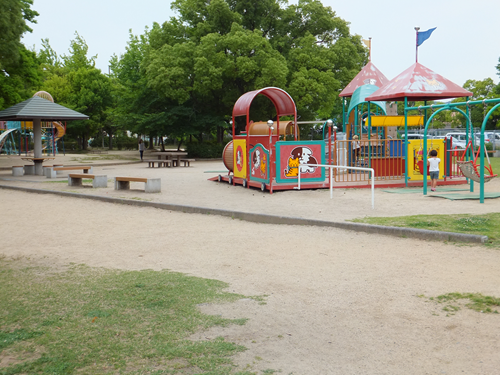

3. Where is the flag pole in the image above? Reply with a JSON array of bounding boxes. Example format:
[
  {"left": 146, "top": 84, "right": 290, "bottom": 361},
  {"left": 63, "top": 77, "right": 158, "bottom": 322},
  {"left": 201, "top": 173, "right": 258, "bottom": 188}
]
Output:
[
  {"left": 415, "top": 27, "right": 420, "bottom": 63},
  {"left": 369, "top": 37, "right": 372, "bottom": 61}
]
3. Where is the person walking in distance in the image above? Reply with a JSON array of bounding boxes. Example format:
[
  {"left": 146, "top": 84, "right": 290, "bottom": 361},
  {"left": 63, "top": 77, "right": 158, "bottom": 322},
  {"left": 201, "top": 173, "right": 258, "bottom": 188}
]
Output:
[{"left": 138, "top": 138, "right": 145, "bottom": 161}]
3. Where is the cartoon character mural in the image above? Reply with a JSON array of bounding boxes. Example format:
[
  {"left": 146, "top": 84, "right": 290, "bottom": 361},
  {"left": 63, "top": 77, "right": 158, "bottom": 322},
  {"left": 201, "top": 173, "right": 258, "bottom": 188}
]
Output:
[
  {"left": 250, "top": 144, "right": 269, "bottom": 182},
  {"left": 233, "top": 140, "right": 247, "bottom": 179},
  {"left": 284, "top": 146, "right": 318, "bottom": 177}
]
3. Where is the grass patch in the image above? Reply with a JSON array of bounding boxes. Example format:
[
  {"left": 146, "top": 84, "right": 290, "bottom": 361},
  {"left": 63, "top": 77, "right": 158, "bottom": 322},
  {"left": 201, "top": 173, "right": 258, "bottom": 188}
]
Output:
[
  {"left": 350, "top": 213, "right": 500, "bottom": 247},
  {"left": 428, "top": 292, "right": 500, "bottom": 315},
  {"left": 0, "top": 260, "right": 254, "bottom": 374},
  {"left": 70, "top": 154, "right": 138, "bottom": 162}
]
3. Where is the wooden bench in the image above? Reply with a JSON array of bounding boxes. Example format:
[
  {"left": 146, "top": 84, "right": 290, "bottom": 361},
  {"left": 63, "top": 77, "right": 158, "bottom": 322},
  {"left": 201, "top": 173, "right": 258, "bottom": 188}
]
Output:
[
  {"left": 12, "top": 166, "right": 24, "bottom": 176},
  {"left": 145, "top": 159, "right": 173, "bottom": 168},
  {"left": 46, "top": 166, "right": 93, "bottom": 178},
  {"left": 179, "top": 158, "right": 195, "bottom": 167},
  {"left": 114, "top": 177, "right": 161, "bottom": 193},
  {"left": 68, "top": 173, "right": 108, "bottom": 188}
]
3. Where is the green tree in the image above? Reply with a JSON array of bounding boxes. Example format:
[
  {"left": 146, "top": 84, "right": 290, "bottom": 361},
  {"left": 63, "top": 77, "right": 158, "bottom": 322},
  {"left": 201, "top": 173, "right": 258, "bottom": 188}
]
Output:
[
  {"left": 41, "top": 36, "right": 112, "bottom": 149},
  {"left": 462, "top": 78, "right": 499, "bottom": 129},
  {"left": 0, "top": 46, "right": 42, "bottom": 109},
  {"left": 137, "top": 0, "right": 366, "bottom": 143},
  {"left": 0, "top": 0, "right": 38, "bottom": 70},
  {"left": 0, "top": 0, "right": 40, "bottom": 109}
]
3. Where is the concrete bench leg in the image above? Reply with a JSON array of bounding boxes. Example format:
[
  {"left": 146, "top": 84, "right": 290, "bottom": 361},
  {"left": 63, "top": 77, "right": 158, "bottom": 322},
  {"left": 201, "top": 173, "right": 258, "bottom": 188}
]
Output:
[
  {"left": 115, "top": 179, "right": 130, "bottom": 190},
  {"left": 68, "top": 176, "right": 82, "bottom": 187},
  {"left": 43, "top": 166, "right": 52, "bottom": 177},
  {"left": 92, "top": 175, "right": 108, "bottom": 188},
  {"left": 145, "top": 178, "right": 161, "bottom": 193},
  {"left": 24, "top": 165, "right": 35, "bottom": 175},
  {"left": 53, "top": 165, "right": 63, "bottom": 175},
  {"left": 12, "top": 166, "right": 24, "bottom": 176},
  {"left": 45, "top": 167, "right": 57, "bottom": 178}
]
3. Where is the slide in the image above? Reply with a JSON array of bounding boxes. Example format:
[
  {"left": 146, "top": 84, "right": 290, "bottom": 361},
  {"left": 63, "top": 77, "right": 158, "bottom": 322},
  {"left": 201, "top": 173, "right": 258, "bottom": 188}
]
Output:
[
  {"left": 0, "top": 129, "right": 17, "bottom": 154},
  {"left": 42, "top": 121, "right": 65, "bottom": 151}
]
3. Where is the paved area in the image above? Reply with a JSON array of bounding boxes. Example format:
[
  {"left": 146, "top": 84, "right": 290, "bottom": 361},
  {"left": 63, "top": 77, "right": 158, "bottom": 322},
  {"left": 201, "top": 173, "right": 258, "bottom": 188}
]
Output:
[{"left": 1, "top": 150, "right": 500, "bottom": 225}]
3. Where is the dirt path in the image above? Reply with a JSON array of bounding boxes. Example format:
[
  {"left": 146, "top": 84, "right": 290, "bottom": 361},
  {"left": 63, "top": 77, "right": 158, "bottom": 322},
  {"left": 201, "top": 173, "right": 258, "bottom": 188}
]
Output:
[{"left": 1, "top": 189, "right": 499, "bottom": 374}]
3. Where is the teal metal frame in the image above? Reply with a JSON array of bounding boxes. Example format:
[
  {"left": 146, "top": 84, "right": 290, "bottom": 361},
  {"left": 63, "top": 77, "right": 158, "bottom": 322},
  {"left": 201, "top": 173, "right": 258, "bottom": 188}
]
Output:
[{"left": 405, "top": 98, "right": 500, "bottom": 203}]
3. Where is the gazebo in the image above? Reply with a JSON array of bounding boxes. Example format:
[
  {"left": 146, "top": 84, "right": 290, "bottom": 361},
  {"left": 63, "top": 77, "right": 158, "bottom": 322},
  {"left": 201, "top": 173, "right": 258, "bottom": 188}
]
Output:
[{"left": 0, "top": 96, "right": 88, "bottom": 175}]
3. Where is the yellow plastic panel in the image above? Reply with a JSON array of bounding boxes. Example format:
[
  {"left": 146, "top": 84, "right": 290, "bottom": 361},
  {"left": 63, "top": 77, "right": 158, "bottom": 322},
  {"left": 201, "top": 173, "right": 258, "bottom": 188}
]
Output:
[
  {"left": 233, "top": 139, "right": 247, "bottom": 179},
  {"left": 407, "top": 139, "right": 445, "bottom": 181},
  {"left": 369, "top": 116, "right": 424, "bottom": 127}
]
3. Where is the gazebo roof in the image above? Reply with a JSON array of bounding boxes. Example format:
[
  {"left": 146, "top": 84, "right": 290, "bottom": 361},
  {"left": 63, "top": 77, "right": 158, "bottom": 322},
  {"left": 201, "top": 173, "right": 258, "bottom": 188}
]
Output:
[
  {"left": 233, "top": 87, "right": 296, "bottom": 118},
  {"left": 365, "top": 62, "right": 473, "bottom": 102},
  {"left": 339, "top": 62, "right": 390, "bottom": 98},
  {"left": 0, "top": 96, "right": 89, "bottom": 121}
]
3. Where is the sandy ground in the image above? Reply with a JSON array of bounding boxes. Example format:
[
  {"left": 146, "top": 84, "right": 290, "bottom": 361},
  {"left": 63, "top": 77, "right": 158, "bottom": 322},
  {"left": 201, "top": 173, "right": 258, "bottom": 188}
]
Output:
[{"left": 1, "top": 152, "right": 500, "bottom": 374}]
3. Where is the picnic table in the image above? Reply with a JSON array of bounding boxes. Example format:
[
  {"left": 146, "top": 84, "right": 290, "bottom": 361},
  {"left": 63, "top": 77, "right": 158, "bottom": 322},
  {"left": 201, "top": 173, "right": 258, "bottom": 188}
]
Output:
[
  {"left": 21, "top": 157, "right": 55, "bottom": 175},
  {"left": 150, "top": 151, "right": 188, "bottom": 167}
]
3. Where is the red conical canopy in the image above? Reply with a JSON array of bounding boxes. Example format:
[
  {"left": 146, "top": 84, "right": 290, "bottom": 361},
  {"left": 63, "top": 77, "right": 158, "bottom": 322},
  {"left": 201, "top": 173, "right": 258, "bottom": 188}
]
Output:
[
  {"left": 365, "top": 62, "right": 472, "bottom": 102},
  {"left": 339, "top": 62, "right": 390, "bottom": 98}
]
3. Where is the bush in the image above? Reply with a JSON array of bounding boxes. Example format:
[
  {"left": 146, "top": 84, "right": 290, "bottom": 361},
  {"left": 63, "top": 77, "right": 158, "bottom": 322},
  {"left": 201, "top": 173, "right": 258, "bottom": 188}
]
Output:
[{"left": 186, "top": 141, "right": 227, "bottom": 159}]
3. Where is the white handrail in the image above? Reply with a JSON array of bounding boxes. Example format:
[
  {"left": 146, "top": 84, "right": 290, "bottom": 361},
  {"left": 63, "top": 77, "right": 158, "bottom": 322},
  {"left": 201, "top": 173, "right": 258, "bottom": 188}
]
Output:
[{"left": 295, "top": 163, "right": 375, "bottom": 209}]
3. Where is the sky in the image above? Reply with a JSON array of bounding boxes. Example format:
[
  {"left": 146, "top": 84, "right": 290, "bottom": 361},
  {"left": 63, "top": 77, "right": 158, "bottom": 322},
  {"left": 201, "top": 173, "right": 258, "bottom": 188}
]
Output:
[{"left": 22, "top": 0, "right": 500, "bottom": 87}]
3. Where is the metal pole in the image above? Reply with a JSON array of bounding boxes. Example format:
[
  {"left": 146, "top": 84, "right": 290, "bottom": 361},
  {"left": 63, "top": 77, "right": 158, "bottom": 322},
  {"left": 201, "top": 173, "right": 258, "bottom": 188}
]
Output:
[
  {"left": 404, "top": 97, "right": 409, "bottom": 186},
  {"left": 415, "top": 27, "right": 420, "bottom": 63}
]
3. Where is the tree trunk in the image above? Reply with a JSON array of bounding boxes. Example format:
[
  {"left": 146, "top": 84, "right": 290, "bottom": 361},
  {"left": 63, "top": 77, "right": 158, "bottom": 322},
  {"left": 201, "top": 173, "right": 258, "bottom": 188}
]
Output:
[
  {"left": 148, "top": 132, "right": 155, "bottom": 149},
  {"left": 160, "top": 136, "right": 165, "bottom": 152},
  {"left": 82, "top": 133, "right": 88, "bottom": 150},
  {"left": 217, "top": 126, "right": 224, "bottom": 144},
  {"left": 108, "top": 133, "right": 113, "bottom": 149}
]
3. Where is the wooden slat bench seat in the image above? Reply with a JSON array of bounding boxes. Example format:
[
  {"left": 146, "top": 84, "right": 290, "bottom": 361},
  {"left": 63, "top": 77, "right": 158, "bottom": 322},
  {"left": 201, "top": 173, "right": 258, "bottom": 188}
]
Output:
[
  {"left": 179, "top": 158, "right": 195, "bottom": 167},
  {"left": 68, "top": 173, "right": 108, "bottom": 188},
  {"left": 46, "top": 165, "right": 93, "bottom": 178},
  {"left": 144, "top": 159, "right": 173, "bottom": 168},
  {"left": 114, "top": 176, "right": 161, "bottom": 193}
]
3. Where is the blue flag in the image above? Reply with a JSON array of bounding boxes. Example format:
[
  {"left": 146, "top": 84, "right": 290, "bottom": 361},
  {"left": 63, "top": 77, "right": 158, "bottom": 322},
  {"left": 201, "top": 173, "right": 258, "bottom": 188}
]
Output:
[{"left": 417, "top": 27, "right": 437, "bottom": 46}]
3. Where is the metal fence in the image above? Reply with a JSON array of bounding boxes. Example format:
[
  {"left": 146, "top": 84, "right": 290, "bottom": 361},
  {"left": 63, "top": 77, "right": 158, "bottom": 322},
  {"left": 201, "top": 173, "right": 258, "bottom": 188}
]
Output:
[{"left": 326, "top": 139, "right": 404, "bottom": 183}]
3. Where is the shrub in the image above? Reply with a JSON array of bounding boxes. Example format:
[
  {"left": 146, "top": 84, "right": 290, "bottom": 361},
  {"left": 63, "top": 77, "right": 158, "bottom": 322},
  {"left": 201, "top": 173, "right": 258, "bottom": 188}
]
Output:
[{"left": 186, "top": 141, "right": 227, "bottom": 159}]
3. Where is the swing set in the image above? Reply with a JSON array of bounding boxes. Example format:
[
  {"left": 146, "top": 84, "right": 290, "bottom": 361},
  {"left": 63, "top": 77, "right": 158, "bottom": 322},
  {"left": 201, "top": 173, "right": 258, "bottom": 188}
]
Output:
[
  {"left": 456, "top": 102, "right": 497, "bottom": 183},
  {"left": 408, "top": 98, "right": 500, "bottom": 203}
]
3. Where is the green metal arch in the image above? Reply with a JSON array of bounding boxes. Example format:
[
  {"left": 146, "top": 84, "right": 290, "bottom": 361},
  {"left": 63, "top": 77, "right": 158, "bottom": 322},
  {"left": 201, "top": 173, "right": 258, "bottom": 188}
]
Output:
[
  {"left": 421, "top": 106, "right": 471, "bottom": 195},
  {"left": 479, "top": 102, "right": 500, "bottom": 202}
]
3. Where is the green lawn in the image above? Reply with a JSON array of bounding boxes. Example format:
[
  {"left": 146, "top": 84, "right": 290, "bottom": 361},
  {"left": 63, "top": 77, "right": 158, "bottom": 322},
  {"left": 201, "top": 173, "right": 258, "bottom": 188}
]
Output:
[
  {"left": 352, "top": 156, "right": 500, "bottom": 247},
  {"left": 0, "top": 262, "right": 256, "bottom": 375},
  {"left": 351, "top": 213, "right": 500, "bottom": 247}
]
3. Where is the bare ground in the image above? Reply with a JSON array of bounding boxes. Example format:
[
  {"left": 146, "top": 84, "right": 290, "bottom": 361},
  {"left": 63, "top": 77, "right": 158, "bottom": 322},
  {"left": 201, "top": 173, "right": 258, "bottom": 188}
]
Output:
[{"left": 1, "top": 157, "right": 500, "bottom": 374}]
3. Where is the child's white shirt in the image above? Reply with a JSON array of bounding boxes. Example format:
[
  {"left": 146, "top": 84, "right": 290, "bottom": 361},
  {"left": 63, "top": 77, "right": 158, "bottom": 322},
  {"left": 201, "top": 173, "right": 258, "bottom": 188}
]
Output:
[{"left": 428, "top": 157, "right": 440, "bottom": 172}]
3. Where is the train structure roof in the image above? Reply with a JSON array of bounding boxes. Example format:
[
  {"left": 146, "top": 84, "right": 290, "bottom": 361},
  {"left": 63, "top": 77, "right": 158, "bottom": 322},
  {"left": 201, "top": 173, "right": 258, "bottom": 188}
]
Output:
[{"left": 233, "top": 87, "right": 296, "bottom": 118}]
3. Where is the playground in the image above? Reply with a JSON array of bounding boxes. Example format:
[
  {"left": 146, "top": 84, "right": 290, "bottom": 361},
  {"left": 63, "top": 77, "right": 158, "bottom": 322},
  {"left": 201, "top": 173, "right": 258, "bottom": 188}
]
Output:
[
  {"left": 1, "top": 153, "right": 500, "bottom": 373},
  {"left": 1, "top": 36, "right": 500, "bottom": 373}
]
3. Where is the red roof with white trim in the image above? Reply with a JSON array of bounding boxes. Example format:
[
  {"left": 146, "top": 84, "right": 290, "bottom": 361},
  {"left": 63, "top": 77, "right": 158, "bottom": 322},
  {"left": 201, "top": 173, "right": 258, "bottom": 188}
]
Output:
[
  {"left": 365, "top": 62, "right": 472, "bottom": 102},
  {"left": 339, "top": 62, "right": 390, "bottom": 98}
]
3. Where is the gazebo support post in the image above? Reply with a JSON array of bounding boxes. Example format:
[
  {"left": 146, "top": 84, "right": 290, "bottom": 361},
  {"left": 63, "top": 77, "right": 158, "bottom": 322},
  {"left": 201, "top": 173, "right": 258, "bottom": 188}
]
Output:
[{"left": 33, "top": 118, "right": 44, "bottom": 175}]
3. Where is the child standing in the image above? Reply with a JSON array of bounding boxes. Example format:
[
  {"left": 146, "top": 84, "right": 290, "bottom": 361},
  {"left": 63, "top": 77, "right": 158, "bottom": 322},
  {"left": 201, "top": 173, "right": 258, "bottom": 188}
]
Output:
[
  {"left": 352, "top": 135, "right": 361, "bottom": 165},
  {"left": 427, "top": 149, "right": 440, "bottom": 191}
]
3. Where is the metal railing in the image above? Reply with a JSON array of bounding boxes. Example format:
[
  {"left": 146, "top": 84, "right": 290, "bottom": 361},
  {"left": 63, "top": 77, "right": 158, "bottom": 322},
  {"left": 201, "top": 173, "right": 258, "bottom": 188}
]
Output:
[{"left": 295, "top": 163, "right": 375, "bottom": 209}]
